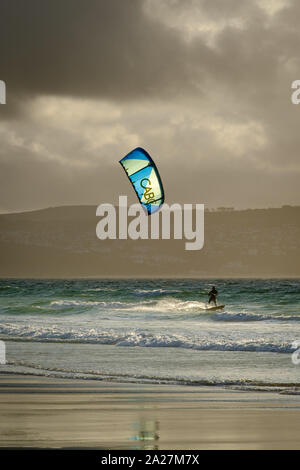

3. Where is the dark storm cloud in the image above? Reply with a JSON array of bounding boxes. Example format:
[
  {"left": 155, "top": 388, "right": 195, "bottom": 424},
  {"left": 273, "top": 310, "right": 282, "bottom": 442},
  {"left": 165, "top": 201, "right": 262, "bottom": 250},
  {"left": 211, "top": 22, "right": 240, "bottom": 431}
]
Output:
[
  {"left": 1, "top": 0, "right": 300, "bottom": 212},
  {"left": 0, "top": 0, "right": 194, "bottom": 101},
  {"left": 0, "top": 0, "right": 271, "bottom": 104},
  {"left": 0, "top": 0, "right": 295, "bottom": 107}
]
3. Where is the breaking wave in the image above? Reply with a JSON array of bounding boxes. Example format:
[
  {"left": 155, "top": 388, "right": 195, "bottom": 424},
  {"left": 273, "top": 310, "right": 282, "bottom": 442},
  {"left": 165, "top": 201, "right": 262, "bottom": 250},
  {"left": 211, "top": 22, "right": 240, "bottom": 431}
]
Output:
[{"left": 0, "top": 323, "right": 294, "bottom": 353}]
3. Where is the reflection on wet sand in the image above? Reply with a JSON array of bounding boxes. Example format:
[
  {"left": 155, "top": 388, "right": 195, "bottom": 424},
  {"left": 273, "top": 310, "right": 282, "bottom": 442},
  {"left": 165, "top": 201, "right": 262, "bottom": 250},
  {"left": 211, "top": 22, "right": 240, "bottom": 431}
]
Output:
[
  {"left": 2, "top": 375, "right": 300, "bottom": 449},
  {"left": 131, "top": 419, "right": 159, "bottom": 450}
]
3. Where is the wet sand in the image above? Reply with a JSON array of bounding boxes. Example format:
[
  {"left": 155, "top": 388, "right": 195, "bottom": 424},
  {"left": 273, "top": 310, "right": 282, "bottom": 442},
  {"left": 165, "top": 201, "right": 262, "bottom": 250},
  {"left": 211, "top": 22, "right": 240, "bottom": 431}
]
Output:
[{"left": 1, "top": 374, "right": 300, "bottom": 449}]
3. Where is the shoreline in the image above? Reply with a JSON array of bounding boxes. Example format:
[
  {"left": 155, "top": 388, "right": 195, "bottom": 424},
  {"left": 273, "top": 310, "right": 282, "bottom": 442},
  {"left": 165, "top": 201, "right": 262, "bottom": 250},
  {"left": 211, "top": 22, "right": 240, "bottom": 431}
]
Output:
[
  {"left": 1, "top": 374, "right": 300, "bottom": 449},
  {"left": 1, "top": 369, "right": 300, "bottom": 391}
]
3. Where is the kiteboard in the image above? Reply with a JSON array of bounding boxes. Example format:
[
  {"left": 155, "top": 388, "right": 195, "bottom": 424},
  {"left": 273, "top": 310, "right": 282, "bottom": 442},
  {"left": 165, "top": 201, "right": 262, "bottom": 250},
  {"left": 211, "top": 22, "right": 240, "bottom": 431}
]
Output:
[{"left": 204, "top": 304, "right": 225, "bottom": 311}]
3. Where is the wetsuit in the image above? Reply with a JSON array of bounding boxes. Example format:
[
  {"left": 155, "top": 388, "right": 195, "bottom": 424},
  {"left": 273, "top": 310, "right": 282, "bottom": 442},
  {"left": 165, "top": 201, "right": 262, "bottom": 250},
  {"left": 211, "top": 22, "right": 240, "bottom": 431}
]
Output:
[{"left": 208, "top": 287, "right": 218, "bottom": 306}]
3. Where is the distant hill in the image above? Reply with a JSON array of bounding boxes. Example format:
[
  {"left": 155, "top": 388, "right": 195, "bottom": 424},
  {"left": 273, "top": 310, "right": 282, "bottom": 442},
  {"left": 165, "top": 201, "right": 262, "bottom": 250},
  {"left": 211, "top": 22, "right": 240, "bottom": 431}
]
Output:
[{"left": 0, "top": 205, "right": 299, "bottom": 278}]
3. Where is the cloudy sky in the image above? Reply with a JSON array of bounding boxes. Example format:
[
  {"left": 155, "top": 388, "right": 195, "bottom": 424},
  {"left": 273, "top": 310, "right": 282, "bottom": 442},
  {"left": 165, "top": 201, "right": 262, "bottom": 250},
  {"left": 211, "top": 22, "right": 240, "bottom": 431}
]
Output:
[{"left": 0, "top": 0, "right": 299, "bottom": 213}]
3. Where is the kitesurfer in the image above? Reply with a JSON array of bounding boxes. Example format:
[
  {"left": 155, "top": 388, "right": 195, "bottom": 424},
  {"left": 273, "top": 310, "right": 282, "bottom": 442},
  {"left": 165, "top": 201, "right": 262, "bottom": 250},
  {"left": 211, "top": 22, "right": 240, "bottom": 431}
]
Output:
[{"left": 208, "top": 286, "right": 218, "bottom": 306}]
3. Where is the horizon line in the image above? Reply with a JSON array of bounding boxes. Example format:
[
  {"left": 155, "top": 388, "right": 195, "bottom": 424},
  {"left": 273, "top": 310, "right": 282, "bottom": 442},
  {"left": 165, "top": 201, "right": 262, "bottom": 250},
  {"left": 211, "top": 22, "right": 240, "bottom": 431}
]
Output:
[{"left": 1, "top": 203, "right": 300, "bottom": 217}]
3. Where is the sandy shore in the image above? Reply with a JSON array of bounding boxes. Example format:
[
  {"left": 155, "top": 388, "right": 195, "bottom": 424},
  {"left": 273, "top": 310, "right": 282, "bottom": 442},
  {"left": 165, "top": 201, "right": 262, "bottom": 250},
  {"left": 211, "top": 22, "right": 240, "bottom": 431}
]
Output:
[{"left": 1, "top": 374, "right": 300, "bottom": 449}]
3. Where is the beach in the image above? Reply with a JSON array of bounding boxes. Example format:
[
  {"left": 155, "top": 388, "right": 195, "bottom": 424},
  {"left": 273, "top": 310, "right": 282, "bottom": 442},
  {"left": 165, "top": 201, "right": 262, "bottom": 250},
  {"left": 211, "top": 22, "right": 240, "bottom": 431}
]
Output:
[
  {"left": 1, "top": 278, "right": 300, "bottom": 449},
  {"left": 1, "top": 374, "right": 300, "bottom": 449}
]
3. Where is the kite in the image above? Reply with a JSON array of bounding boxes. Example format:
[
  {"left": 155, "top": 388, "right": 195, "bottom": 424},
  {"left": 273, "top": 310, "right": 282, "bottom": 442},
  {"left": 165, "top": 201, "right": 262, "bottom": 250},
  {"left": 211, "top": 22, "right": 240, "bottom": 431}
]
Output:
[{"left": 119, "top": 147, "right": 164, "bottom": 215}]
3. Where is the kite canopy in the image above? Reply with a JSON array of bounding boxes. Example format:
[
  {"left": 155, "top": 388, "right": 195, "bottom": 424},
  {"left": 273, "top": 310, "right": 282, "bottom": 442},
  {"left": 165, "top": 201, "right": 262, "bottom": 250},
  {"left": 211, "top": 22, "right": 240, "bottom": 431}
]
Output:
[{"left": 119, "top": 147, "right": 164, "bottom": 215}]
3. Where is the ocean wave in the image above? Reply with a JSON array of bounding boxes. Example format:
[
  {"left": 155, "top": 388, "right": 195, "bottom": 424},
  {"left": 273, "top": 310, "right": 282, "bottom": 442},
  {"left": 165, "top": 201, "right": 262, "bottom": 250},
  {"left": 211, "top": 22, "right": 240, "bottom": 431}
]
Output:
[
  {"left": 0, "top": 324, "right": 294, "bottom": 353},
  {"left": 50, "top": 299, "right": 135, "bottom": 309},
  {"left": 212, "top": 311, "right": 300, "bottom": 322},
  {"left": 133, "top": 289, "right": 181, "bottom": 297},
  {"left": 85, "top": 287, "right": 117, "bottom": 292},
  {"left": 130, "top": 298, "right": 207, "bottom": 313},
  {"left": 48, "top": 297, "right": 208, "bottom": 313}
]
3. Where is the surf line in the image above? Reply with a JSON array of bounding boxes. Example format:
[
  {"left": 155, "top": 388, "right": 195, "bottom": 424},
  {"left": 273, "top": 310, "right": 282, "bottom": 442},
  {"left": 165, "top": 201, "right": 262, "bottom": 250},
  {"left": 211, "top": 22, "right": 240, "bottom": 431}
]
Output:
[{"left": 96, "top": 196, "right": 204, "bottom": 251}]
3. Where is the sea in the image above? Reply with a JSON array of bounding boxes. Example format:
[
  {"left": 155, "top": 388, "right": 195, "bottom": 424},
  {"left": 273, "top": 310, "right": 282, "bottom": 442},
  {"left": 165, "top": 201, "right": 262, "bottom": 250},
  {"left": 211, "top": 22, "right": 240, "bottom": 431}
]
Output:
[{"left": 1, "top": 278, "right": 300, "bottom": 391}]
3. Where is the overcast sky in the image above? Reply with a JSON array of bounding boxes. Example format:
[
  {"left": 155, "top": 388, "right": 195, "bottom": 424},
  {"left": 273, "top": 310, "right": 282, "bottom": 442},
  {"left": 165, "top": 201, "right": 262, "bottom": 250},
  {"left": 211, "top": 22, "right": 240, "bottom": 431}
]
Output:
[{"left": 0, "top": 0, "right": 300, "bottom": 213}]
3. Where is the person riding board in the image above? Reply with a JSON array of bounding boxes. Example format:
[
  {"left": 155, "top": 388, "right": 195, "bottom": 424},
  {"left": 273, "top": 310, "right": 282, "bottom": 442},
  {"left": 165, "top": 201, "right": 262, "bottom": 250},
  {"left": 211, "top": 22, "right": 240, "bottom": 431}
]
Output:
[{"left": 208, "top": 286, "right": 218, "bottom": 306}]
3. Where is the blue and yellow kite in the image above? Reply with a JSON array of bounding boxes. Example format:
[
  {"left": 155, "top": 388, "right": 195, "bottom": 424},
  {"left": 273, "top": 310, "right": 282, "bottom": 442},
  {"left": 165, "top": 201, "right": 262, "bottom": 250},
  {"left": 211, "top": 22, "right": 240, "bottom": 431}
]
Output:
[{"left": 119, "top": 147, "right": 164, "bottom": 215}]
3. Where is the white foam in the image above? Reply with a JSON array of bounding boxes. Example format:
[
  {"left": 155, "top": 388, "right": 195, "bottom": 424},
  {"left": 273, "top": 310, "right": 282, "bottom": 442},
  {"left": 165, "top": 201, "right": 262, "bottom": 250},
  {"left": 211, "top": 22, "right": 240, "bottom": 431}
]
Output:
[
  {"left": 0, "top": 323, "right": 293, "bottom": 353},
  {"left": 50, "top": 299, "right": 132, "bottom": 309},
  {"left": 133, "top": 288, "right": 181, "bottom": 297},
  {"left": 131, "top": 298, "right": 207, "bottom": 313}
]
